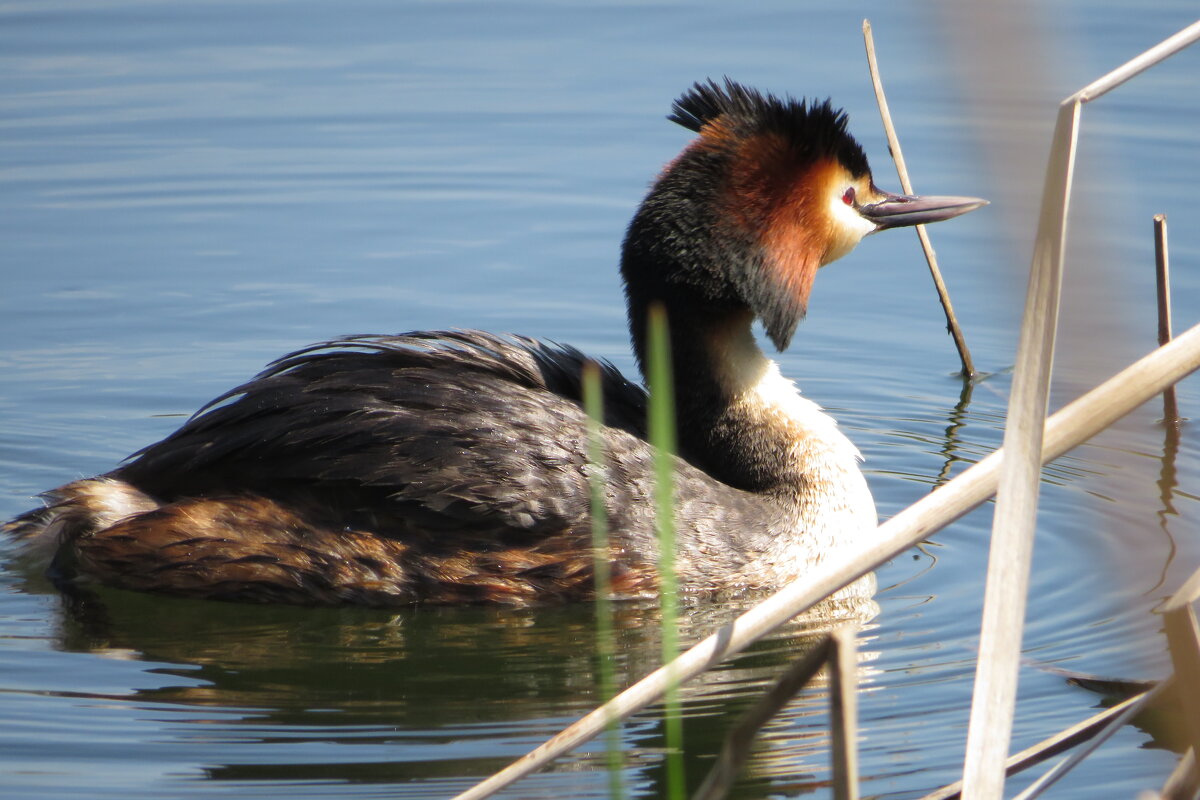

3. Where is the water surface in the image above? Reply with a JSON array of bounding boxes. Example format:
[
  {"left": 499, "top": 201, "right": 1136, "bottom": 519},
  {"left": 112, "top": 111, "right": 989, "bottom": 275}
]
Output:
[{"left": 2, "top": 2, "right": 1199, "bottom": 798}]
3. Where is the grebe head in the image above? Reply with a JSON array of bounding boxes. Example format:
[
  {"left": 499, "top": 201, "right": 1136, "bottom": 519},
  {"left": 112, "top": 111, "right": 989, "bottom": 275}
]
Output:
[{"left": 622, "top": 78, "right": 986, "bottom": 351}]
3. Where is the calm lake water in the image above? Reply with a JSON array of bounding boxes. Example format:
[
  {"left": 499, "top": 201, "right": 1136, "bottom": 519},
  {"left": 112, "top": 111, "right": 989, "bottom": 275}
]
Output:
[{"left": 2, "top": 2, "right": 1199, "bottom": 798}]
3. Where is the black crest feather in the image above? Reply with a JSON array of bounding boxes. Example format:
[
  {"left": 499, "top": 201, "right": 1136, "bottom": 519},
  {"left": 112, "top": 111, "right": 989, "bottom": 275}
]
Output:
[{"left": 668, "top": 77, "right": 869, "bottom": 178}]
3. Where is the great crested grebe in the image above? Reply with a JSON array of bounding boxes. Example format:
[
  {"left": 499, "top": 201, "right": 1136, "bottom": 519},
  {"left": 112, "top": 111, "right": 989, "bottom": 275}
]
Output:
[{"left": 6, "top": 79, "right": 984, "bottom": 606}]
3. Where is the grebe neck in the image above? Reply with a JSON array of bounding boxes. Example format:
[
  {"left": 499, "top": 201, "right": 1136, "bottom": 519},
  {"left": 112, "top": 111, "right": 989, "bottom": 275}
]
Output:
[{"left": 630, "top": 304, "right": 870, "bottom": 519}]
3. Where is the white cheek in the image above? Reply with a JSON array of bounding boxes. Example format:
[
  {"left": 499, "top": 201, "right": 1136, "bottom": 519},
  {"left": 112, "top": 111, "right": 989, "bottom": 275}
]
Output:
[{"left": 823, "top": 193, "right": 877, "bottom": 265}]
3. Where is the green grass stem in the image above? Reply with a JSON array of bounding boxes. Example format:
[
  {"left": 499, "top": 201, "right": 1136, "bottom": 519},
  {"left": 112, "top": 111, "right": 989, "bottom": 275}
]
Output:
[
  {"left": 646, "top": 303, "right": 685, "bottom": 799},
  {"left": 582, "top": 361, "right": 626, "bottom": 800}
]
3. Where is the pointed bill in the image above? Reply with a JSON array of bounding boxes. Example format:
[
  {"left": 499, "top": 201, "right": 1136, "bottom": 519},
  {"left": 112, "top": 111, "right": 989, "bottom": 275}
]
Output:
[{"left": 860, "top": 193, "right": 987, "bottom": 231}]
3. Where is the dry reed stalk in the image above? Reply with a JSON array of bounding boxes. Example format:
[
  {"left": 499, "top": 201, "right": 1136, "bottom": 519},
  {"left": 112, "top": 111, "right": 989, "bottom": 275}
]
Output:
[
  {"left": 961, "top": 95, "right": 1079, "bottom": 800},
  {"left": 1148, "top": 570, "right": 1200, "bottom": 799},
  {"left": 1163, "top": 567, "right": 1200, "bottom": 761},
  {"left": 915, "top": 685, "right": 1162, "bottom": 800},
  {"left": 1163, "top": 605, "right": 1200, "bottom": 752},
  {"left": 1168, "top": 566, "right": 1200, "bottom": 609},
  {"left": 691, "top": 633, "right": 833, "bottom": 800},
  {"left": 451, "top": 320, "right": 1200, "bottom": 800},
  {"left": 1154, "top": 214, "right": 1180, "bottom": 423},
  {"left": 690, "top": 626, "right": 858, "bottom": 800},
  {"left": 1151, "top": 746, "right": 1199, "bottom": 800},
  {"left": 1009, "top": 681, "right": 1172, "bottom": 800},
  {"left": 862, "top": 19, "right": 975, "bottom": 376},
  {"left": 996, "top": 514, "right": 1200, "bottom": 797},
  {"left": 961, "top": 21, "right": 1200, "bottom": 799},
  {"left": 828, "top": 627, "right": 860, "bottom": 800}
]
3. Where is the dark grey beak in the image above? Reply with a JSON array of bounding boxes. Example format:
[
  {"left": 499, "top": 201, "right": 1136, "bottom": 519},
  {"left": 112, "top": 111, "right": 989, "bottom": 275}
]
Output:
[{"left": 860, "top": 192, "right": 987, "bottom": 231}]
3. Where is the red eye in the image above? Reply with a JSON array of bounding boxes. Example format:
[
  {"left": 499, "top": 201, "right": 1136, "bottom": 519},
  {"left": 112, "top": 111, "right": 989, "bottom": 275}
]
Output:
[{"left": 842, "top": 187, "right": 856, "bottom": 206}]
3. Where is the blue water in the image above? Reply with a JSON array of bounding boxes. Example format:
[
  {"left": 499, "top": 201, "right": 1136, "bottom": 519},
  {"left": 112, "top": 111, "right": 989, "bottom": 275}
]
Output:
[{"left": 2, "top": 2, "right": 1199, "bottom": 798}]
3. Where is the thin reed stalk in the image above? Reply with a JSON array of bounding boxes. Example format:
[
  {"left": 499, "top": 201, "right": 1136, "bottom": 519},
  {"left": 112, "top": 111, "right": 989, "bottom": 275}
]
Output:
[
  {"left": 962, "top": 22, "right": 1200, "bottom": 798},
  {"left": 1154, "top": 569, "right": 1200, "bottom": 798},
  {"left": 451, "top": 320, "right": 1200, "bottom": 800},
  {"left": 1162, "top": 566, "right": 1200, "bottom": 759},
  {"left": 691, "top": 634, "right": 836, "bottom": 800},
  {"left": 690, "top": 625, "right": 859, "bottom": 800},
  {"left": 1008, "top": 681, "right": 1171, "bottom": 800},
  {"left": 647, "top": 303, "right": 686, "bottom": 799},
  {"left": 1163, "top": 605, "right": 1200, "bottom": 753},
  {"left": 1154, "top": 214, "right": 1180, "bottom": 424},
  {"left": 1155, "top": 746, "right": 1200, "bottom": 800},
  {"left": 582, "top": 361, "right": 626, "bottom": 800},
  {"left": 862, "top": 18, "right": 975, "bottom": 377},
  {"left": 961, "top": 95, "right": 1079, "bottom": 800},
  {"left": 916, "top": 685, "right": 1164, "bottom": 800},
  {"left": 828, "top": 627, "right": 860, "bottom": 800},
  {"left": 1167, "top": 565, "right": 1200, "bottom": 609}
]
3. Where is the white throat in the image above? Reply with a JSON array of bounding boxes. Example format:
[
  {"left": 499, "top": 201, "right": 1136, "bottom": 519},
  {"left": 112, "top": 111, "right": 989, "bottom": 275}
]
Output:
[
  {"left": 714, "top": 325, "right": 861, "bottom": 463},
  {"left": 711, "top": 320, "right": 878, "bottom": 578}
]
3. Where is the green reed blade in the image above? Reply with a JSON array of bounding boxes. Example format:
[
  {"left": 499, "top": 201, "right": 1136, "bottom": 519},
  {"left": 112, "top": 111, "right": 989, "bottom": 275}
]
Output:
[
  {"left": 647, "top": 303, "right": 685, "bottom": 799},
  {"left": 582, "top": 361, "right": 626, "bottom": 800}
]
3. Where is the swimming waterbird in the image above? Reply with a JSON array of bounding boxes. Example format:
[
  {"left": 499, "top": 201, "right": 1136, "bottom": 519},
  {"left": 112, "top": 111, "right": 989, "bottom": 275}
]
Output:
[{"left": 6, "top": 79, "right": 985, "bottom": 606}]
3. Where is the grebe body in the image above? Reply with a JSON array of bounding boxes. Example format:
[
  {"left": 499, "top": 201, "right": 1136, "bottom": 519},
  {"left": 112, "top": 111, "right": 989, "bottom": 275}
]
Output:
[{"left": 6, "top": 80, "right": 984, "bottom": 606}]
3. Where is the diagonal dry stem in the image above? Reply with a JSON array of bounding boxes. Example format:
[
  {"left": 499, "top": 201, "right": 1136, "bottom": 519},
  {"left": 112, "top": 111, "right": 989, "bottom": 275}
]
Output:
[
  {"left": 1008, "top": 681, "right": 1171, "bottom": 800},
  {"left": 690, "top": 635, "right": 834, "bottom": 800},
  {"left": 690, "top": 626, "right": 859, "bottom": 800},
  {"left": 862, "top": 19, "right": 975, "bottom": 377}
]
